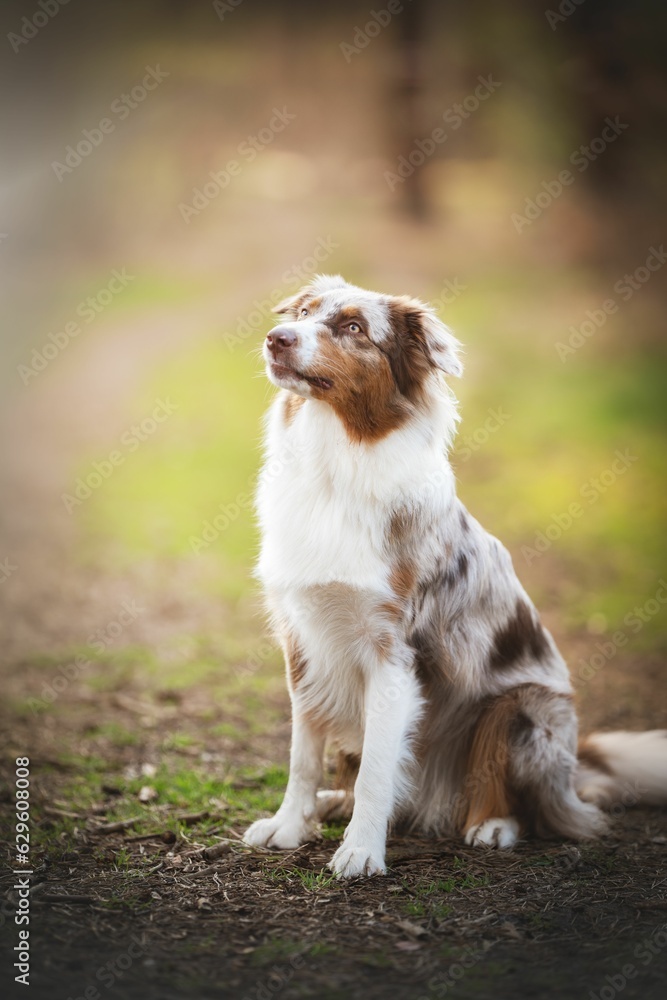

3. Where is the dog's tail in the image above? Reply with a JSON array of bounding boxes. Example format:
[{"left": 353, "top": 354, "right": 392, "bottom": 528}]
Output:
[{"left": 576, "top": 730, "right": 667, "bottom": 808}]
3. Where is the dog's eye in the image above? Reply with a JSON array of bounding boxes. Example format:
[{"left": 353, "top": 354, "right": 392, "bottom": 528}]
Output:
[
  {"left": 300, "top": 308, "right": 308, "bottom": 317},
  {"left": 346, "top": 322, "right": 362, "bottom": 335}
]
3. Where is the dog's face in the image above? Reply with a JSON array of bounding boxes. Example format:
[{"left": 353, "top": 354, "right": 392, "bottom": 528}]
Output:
[{"left": 263, "top": 275, "right": 462, "bottom": 442}]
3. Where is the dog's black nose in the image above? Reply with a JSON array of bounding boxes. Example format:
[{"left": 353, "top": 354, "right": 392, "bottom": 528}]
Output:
[{"left": 266, "top": 326, "right": 297, "bottom": 355}]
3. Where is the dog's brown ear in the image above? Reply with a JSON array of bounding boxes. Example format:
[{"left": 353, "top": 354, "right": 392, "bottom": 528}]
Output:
[
  {"left": 389, "top": 296, "right": 463, "bottom": 379},
  {"left": 272, "top": 274, "right": 348, "bottom": 314},
  {"left": 272, "top": 291, "right": 305, "bottom": 315}
]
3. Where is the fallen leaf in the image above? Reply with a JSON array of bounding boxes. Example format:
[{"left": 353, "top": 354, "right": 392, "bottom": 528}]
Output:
[
  {"left": 395, "top": 919, "right": 427, "bottom": 938},
  {"left": 395, "top": 940, "right": 422, "bottom": 952}
]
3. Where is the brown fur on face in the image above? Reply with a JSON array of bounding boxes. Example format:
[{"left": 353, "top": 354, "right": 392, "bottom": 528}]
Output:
[
  {"left": 269, "top": 284, "right": 458, "bottom": 444},
  {"left": 313, "top": 295, "right": 450, "bottom": 441},
  {"left": 384, "top": 299, "right": 438, "bottom": 402},
  {"left": 312, "top": 328, "right": 412, "bottom": 444},
  {"left": 272, "top": 293, "right": 450, "bottom": 444},
  {"left": 273, "top": 291, "right": 310, "bottom": 318}
]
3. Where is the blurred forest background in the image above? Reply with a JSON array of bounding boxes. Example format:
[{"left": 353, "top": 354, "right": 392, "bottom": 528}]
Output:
[
  {"left": 2, "top": 0, "right": 666, "bottom": 699},
  {"left": 1, "top": 1, "right": 666, "bottom": 996}
]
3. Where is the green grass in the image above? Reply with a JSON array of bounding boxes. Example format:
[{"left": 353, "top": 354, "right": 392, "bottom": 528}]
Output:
[
  {"left": 90, "top": 722, "right": 141, "bottom": 746},
  {"left": 274, "top": 868, "right": 338, "bottom": 891},
  {"left": 407, "top": 871, "right": 490, "bottom": 896},
  {"left": 247, "top": 938, "right": 306, "bottom": 965},
  {"left": 404, "top": 899, "right": 452, "bottom": 920},
  {"left": 320, "top": 821, "right": 347, "bottom": 842},
  {"left": 400, "top": 866, "right": 487, "bottom": 920},
  {"left": 28, "top": 756, "right": 290, "bottom": 861}
]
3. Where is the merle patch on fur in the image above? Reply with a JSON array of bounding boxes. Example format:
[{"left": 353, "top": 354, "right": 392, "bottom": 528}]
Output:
[{"left": 489, "top": 599, "right": 549, "bottom": 670}]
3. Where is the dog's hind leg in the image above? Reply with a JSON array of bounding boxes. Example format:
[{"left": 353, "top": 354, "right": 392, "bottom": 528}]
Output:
[
  {"left": 462, "top": 690, "right": 523, "bottom": 848},
  {"left": 316, "top": 751, "right": 357, "bottom": 821},
  {"left": 462, "top": 684, "right": 606, "bottom": 848}
]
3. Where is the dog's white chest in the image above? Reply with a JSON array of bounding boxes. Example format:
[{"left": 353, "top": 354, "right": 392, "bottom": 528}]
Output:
[
  {"left": 258, "top": 485, "right": 388, "bottom": 591},
  {"left": 257, "top": 407, "right": 394, "bottom": 591},
  {"left": 256, "top": 396, "right": 452, "bottom": 593}
]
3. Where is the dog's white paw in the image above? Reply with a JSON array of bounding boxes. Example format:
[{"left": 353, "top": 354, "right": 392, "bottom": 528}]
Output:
[
  {"left": 243, "top": 812, "right": 317, "bottom": 850},
  {"left": 464, "top": 816, "right": 519, "bottom": 849},
  {"left": 328, "top": 842, "right": 386, "bottom": 878}
]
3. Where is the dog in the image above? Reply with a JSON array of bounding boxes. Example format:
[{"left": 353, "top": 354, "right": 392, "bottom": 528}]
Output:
[{"left": 243, "top": 274, "right": 667, "bottom": 878}]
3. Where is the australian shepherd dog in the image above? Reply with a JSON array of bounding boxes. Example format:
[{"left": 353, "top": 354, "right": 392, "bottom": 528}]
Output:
[{"left": 243, "top": 274, "right": 666, "bottom": 878}]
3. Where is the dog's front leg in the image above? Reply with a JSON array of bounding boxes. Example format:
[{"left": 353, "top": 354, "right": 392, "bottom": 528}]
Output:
[
  {"left": 329, "top": 660, "right": 421, "bottom": 878},
  {"left": 244, "top": 707, "right": 325, "bottom": 850}
]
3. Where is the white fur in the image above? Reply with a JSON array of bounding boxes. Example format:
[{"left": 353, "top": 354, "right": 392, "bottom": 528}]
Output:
[
  {"left": 256, "top": 394, "right": 458, "bottom": 592},
  {"left": 465, "top": 817, "right": 520, "bottom": 848}
]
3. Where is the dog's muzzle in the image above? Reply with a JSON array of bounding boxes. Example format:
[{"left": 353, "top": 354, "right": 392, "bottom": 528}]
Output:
[{"left": 266, "top": 326, "right": 298, "bottom": 357}]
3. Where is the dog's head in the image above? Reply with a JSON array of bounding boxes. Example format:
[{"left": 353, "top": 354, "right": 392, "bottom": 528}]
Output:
[{"left": 263, "top": 274, "right": 462, "bottom": 442}]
